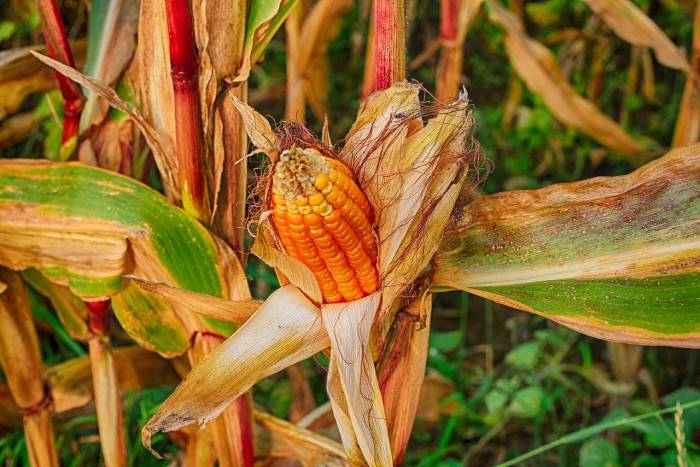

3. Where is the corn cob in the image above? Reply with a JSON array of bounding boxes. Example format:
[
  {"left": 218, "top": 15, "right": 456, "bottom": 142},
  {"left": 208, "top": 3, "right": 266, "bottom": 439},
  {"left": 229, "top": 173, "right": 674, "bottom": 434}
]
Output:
[{"left": 272, "top": 146, "right": 379, "bottom": 303}]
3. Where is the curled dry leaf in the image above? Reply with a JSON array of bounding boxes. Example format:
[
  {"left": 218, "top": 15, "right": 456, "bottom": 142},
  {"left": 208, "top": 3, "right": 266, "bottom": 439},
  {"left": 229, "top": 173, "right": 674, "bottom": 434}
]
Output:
[
  {"left": 485, "top": 0, "right": 646, "bottom": 156},
  {"left": 583, "top": 0, "right": 690, "bottom": 71},
  {"left": 433, "top": 143, "right": 700, "bottom": 348},
  {"left": 142, "top": 286, "right": 329, "bottom": 455},
  {"left": 0, "top": 159, "right": 230, "bottom": 298}
]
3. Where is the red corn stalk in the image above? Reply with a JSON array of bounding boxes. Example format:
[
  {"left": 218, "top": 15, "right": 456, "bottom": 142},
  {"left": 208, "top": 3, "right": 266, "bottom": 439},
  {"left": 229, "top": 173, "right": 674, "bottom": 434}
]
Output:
[
  {"left": 85, "top": 299, "right": 127, "bottom": 467},
  {"left": 436, "top": 0, "right": 462, "bottom": 101},
  {"left": 35, "top": 0, "right": 84, "bottom": 158},
  {"left": 374, "top": 0, "right": 406, "bottom": 91},
  {"left": 164, "top": 0, "right": 208, "bottom": 220},
  {"left": 362, "top": 7, "right": 377, "bottom": 99}
]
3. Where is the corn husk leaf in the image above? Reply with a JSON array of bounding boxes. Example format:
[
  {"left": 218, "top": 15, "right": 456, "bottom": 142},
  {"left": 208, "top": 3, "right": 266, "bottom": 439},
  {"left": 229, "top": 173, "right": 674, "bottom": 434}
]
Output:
[
  {"left": 22, "top": 268, "right": 89, "bottom": 341},
  {"left": 142, "top": 286, "right": 329, "bottom": 454},
  {"left": 322, "top": 292, "right": 391, "bottom": 465},
  {"left": 231, "top": 94, "right": 279, "bottom": 158},
  {"left": 485, "top": 0, "right": 646, "bottom": 156},
  {"left": 672, "top": 2, "right": 700, "bottom": 148},
  {"left": 338, "top": 83, "right": 471, "bottom": 331},
  {"left": 32, "top": 52, "right": 179, "bottom": 199},
  {"left": 583, "top": 0, "right": 689, "bottom": 71},
  {"left": 433, "top": 143, "right": 700, "bottom": 348},
  {"left": 325, "top": 354, "right": 364, "bottom": 465},
  {"left": 378, "top": 98, "right": 471, "bottom": 326},
  {"left": 0, "top": 41, "right": 85, "bottom": 119},
  {"left": 339, "top": 82, "right": 421, "bottom": 273}
]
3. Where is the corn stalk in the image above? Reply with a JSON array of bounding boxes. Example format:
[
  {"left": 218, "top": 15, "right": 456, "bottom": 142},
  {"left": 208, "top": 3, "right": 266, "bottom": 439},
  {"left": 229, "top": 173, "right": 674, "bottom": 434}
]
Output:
[
  {"left": 165, "top": 0, "right": 208, "bottom": 220},
  {"left": 0, "top": 268, "right": 59, "bottom": 467},
  {"left": 85, "top": 299, "right": 127, "bottom": 467},
  {"left": 436, "top": 0, "right": 483, "bottom": 101},
  {"left": 374, "top": 0, "right": 406, "bottom": 90}
]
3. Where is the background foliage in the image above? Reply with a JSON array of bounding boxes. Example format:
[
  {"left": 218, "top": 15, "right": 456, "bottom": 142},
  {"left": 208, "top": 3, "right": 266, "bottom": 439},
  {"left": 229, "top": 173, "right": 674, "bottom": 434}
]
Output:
[{"left": 0, "top": 0, "right": 698, "bottom": 465}]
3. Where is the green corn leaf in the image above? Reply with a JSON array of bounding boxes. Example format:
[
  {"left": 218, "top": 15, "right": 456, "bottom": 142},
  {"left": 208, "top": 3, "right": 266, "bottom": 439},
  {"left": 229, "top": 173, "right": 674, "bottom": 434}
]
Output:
[
  {"left": 433, "top": 144, "right": 700, "bottom": 348},
  {"left": 0, "top": 160, "right": 245, "bottom": 356},
  {"left": 233, "top": 0, "right": 299, "bottom": 82}
]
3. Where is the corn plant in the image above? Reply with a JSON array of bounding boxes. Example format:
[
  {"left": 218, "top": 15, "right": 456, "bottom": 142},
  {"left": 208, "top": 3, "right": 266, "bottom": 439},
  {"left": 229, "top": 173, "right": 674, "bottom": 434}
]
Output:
[{"left": 0, "top": 0, "right": 699, "bottom": 465}]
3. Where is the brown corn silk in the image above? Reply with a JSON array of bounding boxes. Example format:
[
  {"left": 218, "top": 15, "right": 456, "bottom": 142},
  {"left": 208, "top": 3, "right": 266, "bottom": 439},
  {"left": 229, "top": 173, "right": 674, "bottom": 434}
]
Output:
[{"left": 271, "top": 147, "right": 379, "bottom": 303}]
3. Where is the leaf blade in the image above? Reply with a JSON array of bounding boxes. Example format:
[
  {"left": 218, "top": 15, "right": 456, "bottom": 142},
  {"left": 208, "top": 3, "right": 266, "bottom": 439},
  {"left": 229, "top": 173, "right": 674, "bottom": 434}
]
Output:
[{"left": 433, "top": 144, "right": 700, "bottom": 347}]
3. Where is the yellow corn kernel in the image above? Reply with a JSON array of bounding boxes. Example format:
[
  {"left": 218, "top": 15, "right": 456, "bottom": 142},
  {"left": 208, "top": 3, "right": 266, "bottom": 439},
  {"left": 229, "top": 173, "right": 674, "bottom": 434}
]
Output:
[{"left": 271, "top": 146, "right": 379, "bottom": 303}]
